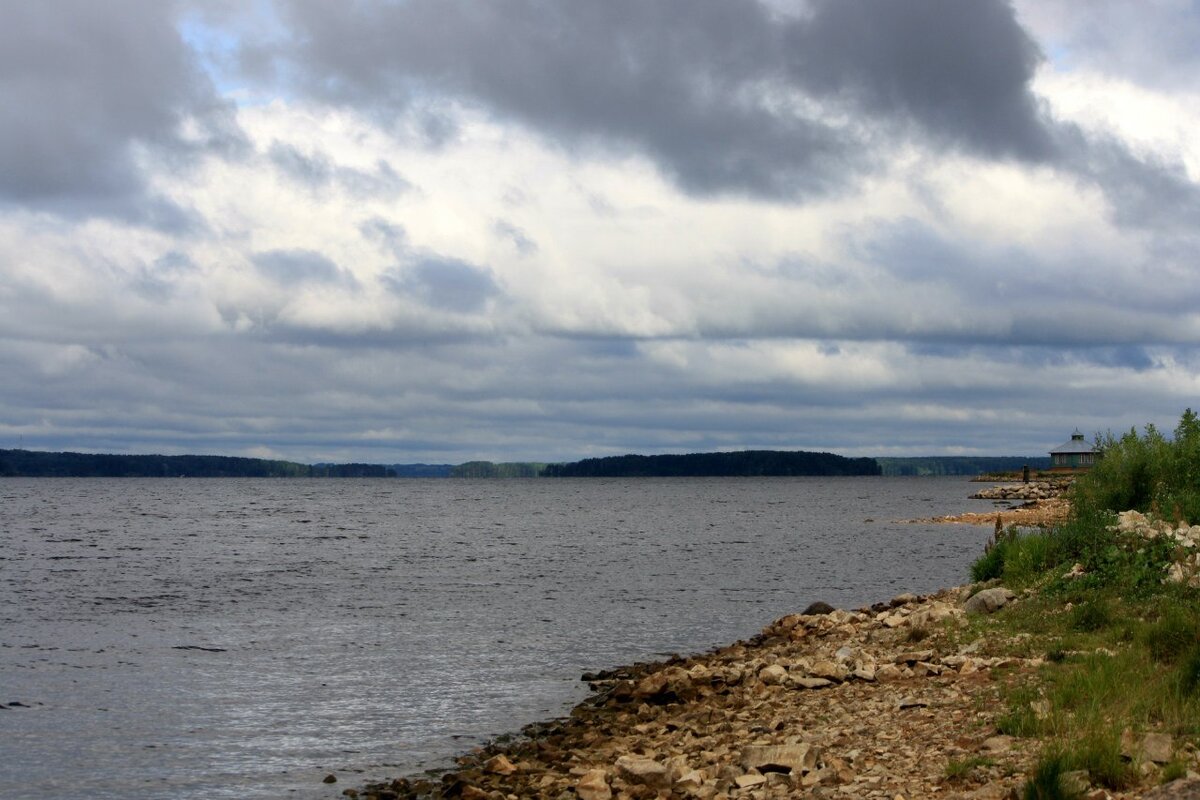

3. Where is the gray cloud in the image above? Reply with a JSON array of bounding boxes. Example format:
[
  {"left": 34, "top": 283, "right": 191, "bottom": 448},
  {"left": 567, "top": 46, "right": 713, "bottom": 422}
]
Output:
[
  {"left": 253, "top": 249, "right": 357, "bottom": 286},
  {"left": 0, "top": 1, "right": 244, "bottom": 222},
  {"left": 261, "top": 0, "right": 1199, "bottom": 233},
  {"left": 265, "top": 0, "right": 1059, "bottom": 200},
  {"left": 493, "top": 219, "right": 538, "bottom": 256},
  {"left": 268, "top": 141, "right": 410, "bottom": 197},
  {"left": 385, "top": 257, "right": 501, "bottom": 313}
]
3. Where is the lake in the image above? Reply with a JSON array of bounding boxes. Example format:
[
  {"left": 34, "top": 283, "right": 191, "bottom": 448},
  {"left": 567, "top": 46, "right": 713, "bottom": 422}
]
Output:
[{"left": 0, "top": 477, "right": 998, "bottom": 799}]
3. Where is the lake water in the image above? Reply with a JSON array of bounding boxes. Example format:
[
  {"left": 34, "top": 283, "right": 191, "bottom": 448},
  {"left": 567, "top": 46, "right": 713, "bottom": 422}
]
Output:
[{"left": 0, "top": 477, "right": 999, "bottom": 799}]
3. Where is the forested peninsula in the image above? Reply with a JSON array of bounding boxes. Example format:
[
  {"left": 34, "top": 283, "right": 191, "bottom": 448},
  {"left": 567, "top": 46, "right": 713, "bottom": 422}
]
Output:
[{"left": 541, "top": 450, "right": 881, "bottom": 477}]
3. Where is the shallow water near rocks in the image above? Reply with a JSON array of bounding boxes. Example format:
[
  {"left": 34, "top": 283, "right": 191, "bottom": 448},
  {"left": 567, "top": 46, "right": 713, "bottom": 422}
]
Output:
[{"left": 1, "top": 476, "right": 996, "bottom": 799}]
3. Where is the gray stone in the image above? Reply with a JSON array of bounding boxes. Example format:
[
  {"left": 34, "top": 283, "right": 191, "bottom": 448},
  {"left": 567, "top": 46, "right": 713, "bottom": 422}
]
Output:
[
  {"left": 964, "top": 587, "right": 1015, "bottom": 615},
  {"left": 1143, "top": 732, "right": 1174, "bottom": 764}
]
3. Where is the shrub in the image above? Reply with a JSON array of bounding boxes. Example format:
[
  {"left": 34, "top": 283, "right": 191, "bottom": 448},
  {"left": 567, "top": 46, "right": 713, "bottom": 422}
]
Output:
[
  {"left": 1144, "top": 606, "right": 1199, "bottom": 664},
  {"left": 1069, "top": 599, "right": 1112, "bottom": 633},
  {"left": 1176, "top": 644, "right": 1200, "bottom": 696}
]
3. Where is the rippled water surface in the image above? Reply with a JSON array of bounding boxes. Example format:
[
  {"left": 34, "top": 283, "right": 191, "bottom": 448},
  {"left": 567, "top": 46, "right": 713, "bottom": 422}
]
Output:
[{"left": 1, "top": 477, "right": 998, "bottom": 799}]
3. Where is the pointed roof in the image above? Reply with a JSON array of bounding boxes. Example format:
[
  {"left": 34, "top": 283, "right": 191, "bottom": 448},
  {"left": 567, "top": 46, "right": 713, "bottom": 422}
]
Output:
[{"left": 1050, "top": 430, "right": 1095, "bottom": 455}]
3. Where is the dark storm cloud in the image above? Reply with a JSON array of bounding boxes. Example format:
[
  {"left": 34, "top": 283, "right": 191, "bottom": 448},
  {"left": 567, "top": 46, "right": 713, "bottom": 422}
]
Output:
[
  {"left": 262, "top": 0, "right": 1200, "bottom": 231},
  {"left": 269, "top": 0, "right": 1058, "bottom": 199},
  {"left": 0, "top": 1, "right": 243, "bottom": 220},
  {"left": 783, "top": 0, "right": 1055, "bottom": 161}
]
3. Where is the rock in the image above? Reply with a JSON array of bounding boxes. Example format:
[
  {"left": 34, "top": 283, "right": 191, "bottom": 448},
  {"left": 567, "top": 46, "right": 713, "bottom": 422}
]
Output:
[
  {"left": 808, "top": 660, "right": 848, "bottom": 682},
  {"left": 792, "top": 677, "right": 834, "bottom": 689},
  {"left": 323, "top": 774, "right": 338, "bottom": 784},
  {"left": 890, "top": 592, "right": 918, "bottom": 607},
  {"left": 1143, "top": 732, "right": 1174, "bottom": 764},
  {"left": 459, "top": 786, "right": 489, "bottom": 800},
  {"left": 632, "top": 671, "right": 668, "bottom": 699},
  {"left": 759, "top": 664, "right": 788, "bottom": 685},
  {"left": 802, "top": 601, "right": 836, "bottom": 615},
  {"left": 964, "top": 588, "right": 1015, "bottom": 614},
  {"left": 734, "top": 773, "right": 767, "bottom": 789},
  {"left": 897, "top": 697, "right": 928, "bottom": 710},
  {"left": 674, "top": 769, "right": 706, "bottom": 792},
  {"left": 894, "top": 650, "right": 934, "bottom": 664},
  {"left": 1141, "top": 777, "right": 1200, "bottom": 799},
  {"left": 575, "top": 769, "right": 612, "bottom": 800},
  {"left": 874, "top": 664, "right": 904, "bottom": 682},
  {"left": 741, "top": 743, "right": 818, "bottom": 774},
  {"left": 1060, "top": 770, "right": 1090, "bottom": 794},
  {"left": 851, "top": 667, "right": 876, "bottom": 682},
  {"left": 615, "top": 755, "right": 673, "bottom": 790},
  {"left": 484, "top": 754, "right": 517, "bottom": 775},
  {"left": 981, "top": 735, "right": 1015, "bottom": 753}
]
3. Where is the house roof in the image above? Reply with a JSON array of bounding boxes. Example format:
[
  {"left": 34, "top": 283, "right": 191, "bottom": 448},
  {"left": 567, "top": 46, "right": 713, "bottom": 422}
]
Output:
[{"left": 1050, "top": 430, "right": 1095, "bottom": 455}]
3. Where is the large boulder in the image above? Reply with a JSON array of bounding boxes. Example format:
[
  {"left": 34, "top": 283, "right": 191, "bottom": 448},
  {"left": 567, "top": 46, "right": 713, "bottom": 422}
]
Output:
[
  {"left": 741, "top": 743, "right": 819, "bottom": 774},
  {"left": 964, "top": 587, "right": 1015, "bottom": 615}
]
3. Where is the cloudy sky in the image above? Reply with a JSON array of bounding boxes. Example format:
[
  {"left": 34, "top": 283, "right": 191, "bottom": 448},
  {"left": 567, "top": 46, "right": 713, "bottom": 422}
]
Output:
[{"left": 2, "top": 0, "right": 1198, "bottom": 464}]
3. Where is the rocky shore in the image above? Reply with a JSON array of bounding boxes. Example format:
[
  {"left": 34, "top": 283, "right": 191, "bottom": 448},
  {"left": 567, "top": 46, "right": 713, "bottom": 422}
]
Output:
[
  {"left": 969, "top": 480, "right": 1073, "bottom": 503},
  {"left": 341, "top": 584, "right": 1162, "bottom": 800}
]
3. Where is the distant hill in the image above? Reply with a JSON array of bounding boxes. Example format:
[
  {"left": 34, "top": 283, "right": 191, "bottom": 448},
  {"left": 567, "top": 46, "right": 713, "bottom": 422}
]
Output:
[
  {"left": 0, "top": 449, "right": 469, "bottom": 478},
  {"left": 874, "top": 456, "right": 1051, "bottom": 477},
  {"left": 541, "top": 450, "right": 880, "bottom": 477},
  {"left": 0, "top": 448, "right": 322, "bottom": 478},
  {"left": 388, "top": 463, "right": 454, "bottom": 478}
]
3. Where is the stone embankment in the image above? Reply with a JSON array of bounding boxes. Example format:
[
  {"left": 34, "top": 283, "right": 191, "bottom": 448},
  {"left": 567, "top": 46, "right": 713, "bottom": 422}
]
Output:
[
  {"left": 344, "top": 585, "right": 1171, "bottom": 800},
  {"left": 969, "top": 480, "right": 1072, "bottom": 502}
]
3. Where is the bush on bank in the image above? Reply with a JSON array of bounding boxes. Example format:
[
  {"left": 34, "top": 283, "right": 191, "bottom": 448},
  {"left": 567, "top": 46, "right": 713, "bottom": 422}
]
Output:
[{"left": 966, "top": 410, "right": 1200, "bottom": 795}]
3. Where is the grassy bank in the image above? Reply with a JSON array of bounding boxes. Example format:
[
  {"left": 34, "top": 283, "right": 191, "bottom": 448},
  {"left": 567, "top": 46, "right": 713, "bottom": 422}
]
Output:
[{"left": 963, "top": 410, "right": 1200, "bottom": 798}]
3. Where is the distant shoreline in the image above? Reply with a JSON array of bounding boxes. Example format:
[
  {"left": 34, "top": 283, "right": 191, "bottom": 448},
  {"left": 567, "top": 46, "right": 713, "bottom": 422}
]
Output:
[{"left": 0, "top": 447, "right": 1049, "bottom": 479}]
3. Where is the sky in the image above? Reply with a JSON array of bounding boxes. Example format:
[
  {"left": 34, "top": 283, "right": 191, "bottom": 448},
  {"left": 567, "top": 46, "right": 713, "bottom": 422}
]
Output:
[{"left": 2, "top": 0, "right": 1199, "bottom": 464}]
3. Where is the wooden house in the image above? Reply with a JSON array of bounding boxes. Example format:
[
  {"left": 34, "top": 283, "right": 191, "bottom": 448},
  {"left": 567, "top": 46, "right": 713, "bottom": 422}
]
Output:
[{"left": 1050, "top": 430, "right": 1096, "bottom": 470}]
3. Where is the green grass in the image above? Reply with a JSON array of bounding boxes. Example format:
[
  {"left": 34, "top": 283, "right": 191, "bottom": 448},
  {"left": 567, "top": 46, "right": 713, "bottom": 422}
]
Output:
[
  {"left": 963, "top": 413, "right": 1200, "bottom": 794},
  {"left": 944, "top": 755, "right": 995, "bottom": 781}
]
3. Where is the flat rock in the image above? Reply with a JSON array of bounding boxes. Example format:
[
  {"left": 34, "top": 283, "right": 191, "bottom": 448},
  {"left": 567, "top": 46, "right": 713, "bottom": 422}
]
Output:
[
  {"left": 483, "top": 754, "right": 516, "bottom": 775},
  {"left": 793, "top": 677, "right": 834, "bottom": 689},
  {"left": 735, "top": 773, "right": 768, "bottom": 789},
  {"left": 1143, "top": 732, "right": 1174, "bottom": 764},
  {"left": 615, "top": 755, "right": 672, "bottom": 790},
  {"left": 1142, "top": 777, "right": 1200, "bottom": 799},
  {"left": 894, "top": 650, "right": 934, "bottom": 664},
  {"left": 741, "top": 743, "right": 818, "bottom": 774}
]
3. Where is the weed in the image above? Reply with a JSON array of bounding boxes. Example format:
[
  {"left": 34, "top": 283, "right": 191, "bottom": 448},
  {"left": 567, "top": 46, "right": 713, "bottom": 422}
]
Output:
[
  {"left": 1069, "top": 599, "right": 1112, "bottom": 632},
  {"left": 944, "top": 755, "right": 994, "bottom": 781},
  {"left": 1175, "top": 643, "right": 1200, "bottom": 696},
  {"left": 1161, "top": 760, "right": 1188, "bottom": 783},
  {"left": 906, "top": 625, "right": 930, "bottom": 643},
  {"left": 1066, "top": 730, "right": 1133, "bottom": 790},
  {"left": 1022, "top": 753, "right": 1079, "bottom": 800},
  {"left": 1144, "top": 606, "right": 1198, "bottom": 663}
]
